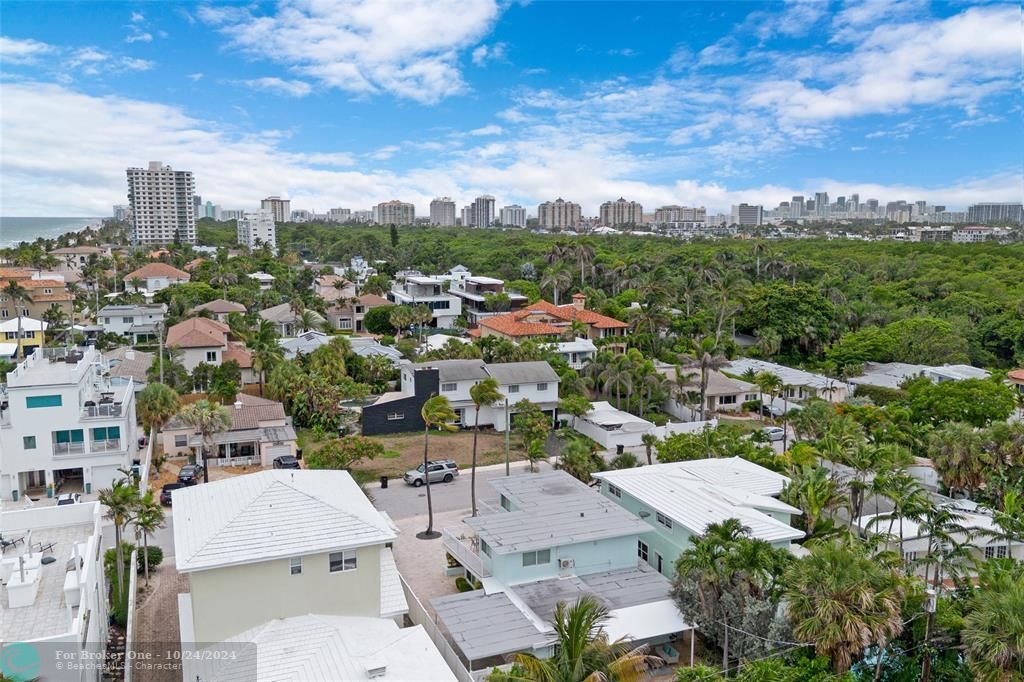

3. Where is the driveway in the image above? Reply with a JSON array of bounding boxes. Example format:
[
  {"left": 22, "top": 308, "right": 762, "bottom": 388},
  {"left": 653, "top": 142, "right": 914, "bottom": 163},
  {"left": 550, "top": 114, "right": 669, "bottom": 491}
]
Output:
[{"left": 391, "top": 510, "right": 468, "bottom": 617}]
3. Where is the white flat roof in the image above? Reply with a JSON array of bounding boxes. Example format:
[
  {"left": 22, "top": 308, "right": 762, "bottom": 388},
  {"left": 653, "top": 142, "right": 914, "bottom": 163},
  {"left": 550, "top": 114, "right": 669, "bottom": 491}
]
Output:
[
  {"left": 0, "top": 317, "right": 47, "bottom": 332},
  {"left": 585, "top": 401, "right": 652, "bottom": 428},
  {"left": 604, "top": 599, "right": 690, "bottom": 643},
  {"left": 173, "top": 470, "right": 396, "bottom": 572},
  {"left": 725, "top": 358, "right": 846, "bottom": 391}
]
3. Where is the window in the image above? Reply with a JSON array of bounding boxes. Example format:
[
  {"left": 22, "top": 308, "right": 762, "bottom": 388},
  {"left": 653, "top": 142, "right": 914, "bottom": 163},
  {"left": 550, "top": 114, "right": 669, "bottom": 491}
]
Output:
[
  {"left": 104, "top": 318, "right": 111, "bottom": 324},
  {"left": 386, "top": 412, "right": 405, "bottom": 421},
  {"left": 206, "top": 351, "right": 218, "bottom": 362},
  {"left": 608, "top": 484, "right": 622, "bottom": 498},
  {"left": 480, "top": 539, "right": 491, "bottom": 557},
  {"left": 4, "top": 332, "right": 15, "bottom": 340},
  {"left": 174, "top": 435, "right": 188, "bottom": 447},
  {"left": 638, "top": 540, "right": 649, "bottom": 562},
  {"left": 92, "top": 426, "right": 121, "bottom": 442},
  {"left": 329, "top": 550, "right": 357, "bottom": 572},
  {"left": 355, "top": 306, "right": 364, "bottom": 314},
  {"left": 500, "top": 495, "right": 511, "bottom": 511},
  {"left": 441, "top": 382, "right": 458, "bottom": 393},
  {"left": 537, "top": 383, "right": 549, "bottom": 391},
  {"left": 43, "top": 288, "right": 52, "bottom": 295},
  {"left": 26, "top": 395, "right": 62, "bottom": 409},
  {"left": 984, "top": 545, "right": 1008, "bottom": 560},
  {"left": 23, "top": 436, "right": 36, "bottom": 450},
  {"left": 122, "top": 317, "right": 134, "bottom": 324},
  {"left": 508, "top": 384, "right": 520, "bottom": 393},
  {"left": 289, "top": 557, "right": 303, "bottom": 575},
  {"left": 719, "top": 395, "right": 737, "bottom": 405},
  {"left": 903, "top": 551, "right": 918, "bottom": 563},
  {"left": 656, "top": 512, "right": 673, "bottom": 530},
  {"left": 522, "top": 549, "right": 551, "bottom": 567}
]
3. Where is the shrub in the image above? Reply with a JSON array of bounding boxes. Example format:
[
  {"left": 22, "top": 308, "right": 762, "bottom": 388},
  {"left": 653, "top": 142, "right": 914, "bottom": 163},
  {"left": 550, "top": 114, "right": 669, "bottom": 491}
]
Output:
[
  {"left": 853, "top": 384, "right": 904, "bottom": 406},
  {"left": 104, "top": 542, "right": 164, "bottom": 575},
  {"left": 455, "top": 576, "right": 475, "bottom": 592},
  {"left": 742, "top": 399, "right": 762, "bottom": 413}
]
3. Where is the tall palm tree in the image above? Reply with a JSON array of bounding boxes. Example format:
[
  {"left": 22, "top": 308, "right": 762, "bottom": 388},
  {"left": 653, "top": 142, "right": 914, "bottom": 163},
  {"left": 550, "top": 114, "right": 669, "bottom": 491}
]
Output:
[
  {"left": 640, "top": 433, "right": 658, "bottom": 465},
  {"left": 418, "top": 395, "right": 458, "bottom": 539},
  {"left": 137, "top": 382, "right": 180, "bottom": 438},
  {"left": 178, "top": 400, "right": 232, "bottom": 483},
  {"left": 246, "top": 318, "right": 283, "bottom": 395},
  {"left": 505, "top": 596, "right": 660, "bottom": 682},
  {"left": 683, "top": 339, "right": 728, "bottom": 421},
  {"left": 3, "top": 280, "right": 30, "bottom": 359},
  {"left": 961, "top": 560, "right": 1024, "bottom": 681},
  {"left": 781, "top": 465, "right": 846, "bottom": 539},
  {"left": 134, "top": 490, "right": 164, "bottom": 586},
  {"left": 540, "top": 264, "right": 572, "bottom": 306},
  {"left": 929, "top": 423, "right": 988, "bottom": 498},
  {"left": 469, "top": 378, "right": 503, "bottom": 517},
  {"left": 573, "top": 240, "right": 595, "bottom": 287},
  {"left": 599, "top": 356, "right": 634, "bottom": 410},
  {"left": 97, "top": 478, "right": 140, "bottom": 597},
  {"left": 871, "top": 471, "right": 928, "bottom": 562},
  {"left": 754, "top": 371, "right": 782, "bottom": 421}
]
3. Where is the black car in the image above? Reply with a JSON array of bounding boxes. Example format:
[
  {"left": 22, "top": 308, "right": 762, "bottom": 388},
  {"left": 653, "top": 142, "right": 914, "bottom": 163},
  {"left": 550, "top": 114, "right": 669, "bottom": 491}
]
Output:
[
  {"left": 160, "top": 482, "right": 185, "bottom": 505},
  {"left": 177, "top": 464, "right": 205, "bottom": 485},
  {"left": 273, "top": 455, "right": 301, "bottom": 469}
]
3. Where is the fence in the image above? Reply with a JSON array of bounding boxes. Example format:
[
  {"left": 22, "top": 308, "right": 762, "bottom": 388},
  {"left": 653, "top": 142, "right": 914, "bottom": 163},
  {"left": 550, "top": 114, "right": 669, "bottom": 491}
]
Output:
[
  {"left": 124, "top": 548, "right": 139, "bottom": 682},
  {"left": 400, "top": 576, "right": 475, "bottom": 682},
  {"left": 137, "top": 428, "right": 153, "bottom": 496}
]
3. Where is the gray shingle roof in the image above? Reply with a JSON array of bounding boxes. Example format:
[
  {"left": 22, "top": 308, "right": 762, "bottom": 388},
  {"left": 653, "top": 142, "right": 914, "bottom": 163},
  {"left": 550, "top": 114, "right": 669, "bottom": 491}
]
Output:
[
  {"left": 485, "top": 361, "right": 560, "bottom": 385},
  {"left": 410, "top": 359, "right": 489, "bottom": 382}
]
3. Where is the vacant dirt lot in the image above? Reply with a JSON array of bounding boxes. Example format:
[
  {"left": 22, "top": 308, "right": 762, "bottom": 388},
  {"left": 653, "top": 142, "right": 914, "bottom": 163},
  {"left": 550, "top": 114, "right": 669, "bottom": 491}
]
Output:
[{"left": 351, "top": 430, "right": 527, "bottom": 478}]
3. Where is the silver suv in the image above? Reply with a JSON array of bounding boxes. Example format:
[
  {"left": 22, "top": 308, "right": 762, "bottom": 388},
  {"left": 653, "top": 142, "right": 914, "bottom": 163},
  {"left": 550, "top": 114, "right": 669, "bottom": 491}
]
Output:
[{"left": 403, "top": 460, "right": 459, "bottom": 487}]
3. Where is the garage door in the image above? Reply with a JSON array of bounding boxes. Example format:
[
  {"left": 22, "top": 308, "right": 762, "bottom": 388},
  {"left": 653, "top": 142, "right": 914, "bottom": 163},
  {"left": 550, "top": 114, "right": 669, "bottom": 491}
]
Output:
[{"left": 265, "top": 444, "right": 292, "bottom": 467}]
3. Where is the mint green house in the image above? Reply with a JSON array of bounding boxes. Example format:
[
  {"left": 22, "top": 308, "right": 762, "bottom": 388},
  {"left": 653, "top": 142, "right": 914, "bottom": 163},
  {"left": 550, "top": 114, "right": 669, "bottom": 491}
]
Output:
[{"left": 593, "top": 457, "right": 804, "bottom": 578}]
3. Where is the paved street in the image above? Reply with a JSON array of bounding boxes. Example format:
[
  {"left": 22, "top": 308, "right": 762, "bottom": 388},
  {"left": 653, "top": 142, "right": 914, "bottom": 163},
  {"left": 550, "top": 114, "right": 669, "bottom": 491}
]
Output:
[{"left": 102, "top": 510, "right": 176, "bottom": 558}]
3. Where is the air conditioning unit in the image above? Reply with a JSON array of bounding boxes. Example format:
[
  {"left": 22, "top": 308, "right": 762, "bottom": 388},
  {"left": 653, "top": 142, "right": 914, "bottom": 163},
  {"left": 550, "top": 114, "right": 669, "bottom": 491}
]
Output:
[{"left": 559, "top": 558, "right": 574, "bottom": 570}]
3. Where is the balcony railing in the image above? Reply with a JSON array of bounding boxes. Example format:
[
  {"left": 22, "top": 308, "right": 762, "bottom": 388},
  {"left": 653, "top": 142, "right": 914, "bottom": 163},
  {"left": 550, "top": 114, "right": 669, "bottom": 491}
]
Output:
[
  {"left": 53, "top": 442, "right": 86, "bottom": 456},
  {"left": 82, "top": 403, "right": 123, "bottom": 419},
  {"left": 442, "top": 528, "right": 491, "bottom": 578},
  {"left": 90, "top": 439, "right": 123, "bottom": 452}
]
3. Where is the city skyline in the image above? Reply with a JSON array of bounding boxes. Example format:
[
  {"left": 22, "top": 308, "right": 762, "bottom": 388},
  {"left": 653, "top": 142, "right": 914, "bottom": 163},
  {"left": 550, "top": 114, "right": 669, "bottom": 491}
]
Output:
[{"left": 1, "top": 1, "right": 1020, "bottom": 217}]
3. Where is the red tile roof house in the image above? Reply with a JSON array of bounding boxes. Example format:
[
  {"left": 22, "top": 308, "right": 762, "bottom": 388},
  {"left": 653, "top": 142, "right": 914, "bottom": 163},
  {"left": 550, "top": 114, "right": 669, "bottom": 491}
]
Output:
[
  {"left": 165, "top": 317, "right": 256, "bottom": 383},
  {"left": 474, "top": 294, "right": 629, "bottom": 351},
  {"left": 124, "top": 262, "right": 191, "bottom": 294}
]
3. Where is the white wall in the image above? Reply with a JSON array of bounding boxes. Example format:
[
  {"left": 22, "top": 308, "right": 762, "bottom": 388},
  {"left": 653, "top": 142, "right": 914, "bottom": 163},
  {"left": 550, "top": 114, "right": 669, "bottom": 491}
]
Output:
[{"left": 179, "top": 346, "right": 220, "bottom": 373}]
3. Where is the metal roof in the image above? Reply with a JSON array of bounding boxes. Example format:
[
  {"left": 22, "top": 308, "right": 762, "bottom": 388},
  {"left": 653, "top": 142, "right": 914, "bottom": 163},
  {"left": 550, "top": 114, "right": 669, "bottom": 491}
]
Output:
[
  {"left": 431, "top": 591, "right": 546, "bottom": 661},
  {"left": 410, "top": 359, "right": 489, "bottom": 382},
  {"left": 466, "top": 471, "right": 651, "bottom": 554},
  {"left": 515, "top": 564, "right": 672, "bottom": 622},
  {"left": 173, "top": 470, "right": 395, "bottom": 572},
  {"left": 724, "top": 358, "right": 847, "bottom": 392},
  {"left": 484, "top": 361, "right": 560, "bottom": 385}
]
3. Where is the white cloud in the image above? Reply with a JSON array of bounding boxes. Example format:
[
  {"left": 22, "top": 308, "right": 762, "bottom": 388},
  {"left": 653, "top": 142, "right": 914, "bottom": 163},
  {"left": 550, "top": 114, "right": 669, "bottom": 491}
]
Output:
[
  {"left": 187, "top": 72, "right": 204, "bottom": 81},
  {"left": 238, "top": 77, "right": 313, "bottom": 97},
  {"left": 472, "top": 42, "right": 508, "bottom": 66},
  {"left": 201, "top": 0, "right": 502, "bottom": 103},
  {"left": 370, "top": 145, "right": 401, "bottom": 160},
  {"left": 469, "top": 124, "right": 503, "bottom": 136},
  {"left": 125, "top": 31, "right": 153, "bottom": 44},
  {"left": 1, "top": 36, "right": 53, "bottom": 64},
  {"left": 665, "top": 45, "right": 692, "bottom": 73},
  {"left": 130, "top": 11, "right": 145, "bottom": 23},
  {"left": 608, "top": 48, "right": 637, "bottom": 57},
  {"left": 3, "top": 82, "right": 1017, "bottom": 220},
  {"left": 850, "top": 146, "right": 867, "bottom": 151}
]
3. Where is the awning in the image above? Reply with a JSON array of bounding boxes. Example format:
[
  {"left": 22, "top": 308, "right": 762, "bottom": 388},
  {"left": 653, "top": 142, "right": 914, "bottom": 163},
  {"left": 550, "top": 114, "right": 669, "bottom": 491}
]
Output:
[{"left": 603, "top": 600, "right": 690, "bottom": 643}]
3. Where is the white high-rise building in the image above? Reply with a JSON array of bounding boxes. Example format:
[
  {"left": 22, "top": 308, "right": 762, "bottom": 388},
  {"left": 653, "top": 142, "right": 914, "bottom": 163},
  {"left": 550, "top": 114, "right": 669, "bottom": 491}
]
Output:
[
  {"left": 469, "top": 195, "right": 496, "bottom": 227},
  {"left": 537, "top": 198, "right": 581, "bottom": 230},
  {"left": 732, "top": 203, "right": 764, "bottom": 226},
  {"left": 599, "top": 198, "right": 643, "bottom": 227},
  {"left": 237, "top": 209, "right": 277, "bottom": 250},
  {"left": 814, "top": 192, "right": 829, "bottom": 218},
  {"left": 499, "top": 205, "right": 527, "bottom": 228},
  {"left": 373, "top": 200, "right": 415, "bottom": 225},
  {"left": 352, "top": 210, "right": 373, "bottom": 223},
  {"left": 653, "top": 205, "right": 706, "bottom": 223},
  {"left": 429, "top": 197, "right": 457, "bottom": 225},
  {"left": 126, "top": 161, "right": 197, "bottom": 245},
  {"left": 261, "top": 196, "right": 291, "bottom": 223},
  {"left": 328, "top": 208, "right": 351, "bottom": 223}
]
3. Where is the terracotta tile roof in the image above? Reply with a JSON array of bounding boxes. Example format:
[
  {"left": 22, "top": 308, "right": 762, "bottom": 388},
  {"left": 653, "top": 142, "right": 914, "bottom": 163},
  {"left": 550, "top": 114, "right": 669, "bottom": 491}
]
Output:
[
  {"left": 478, "top": 314, "right": 564, "bottom": 338},
  {"left": 0, "top": 268, "right": 32, "bottom": 280},
  {"left": 522, "top": 299, "right": 629, "bottom": 329},
  {"left": 477, "top": 298, "right": 628, "bottom": 338},
  {"left": 125, "top": 262, "right": 191, "bottom": 281},
  {"left": 358, "top": 293, "right": 390, "bottom": 306},
  {"left": 29, "top": 293, "right": 73, "bottom": 302},
  {"left": 166, "top": 317, "right": 229, "bottom": 348},
  {"left": 223, "top": 342, "right": 254, "bottom": 368},
  {"left": 184, "top": 258, "right": 205, "bottom": 271},
  {"left": 15, "top": 278, "right": 66, "bottom": 289},
  {"left": 1009, "top": 369, "right": 1024, "bottom": 382},
  {"left": 228, "top": 393, "right": 286, "bottom": 429},
  {"left": 192, "top": 298, "right": 247, "bottom": 315}
]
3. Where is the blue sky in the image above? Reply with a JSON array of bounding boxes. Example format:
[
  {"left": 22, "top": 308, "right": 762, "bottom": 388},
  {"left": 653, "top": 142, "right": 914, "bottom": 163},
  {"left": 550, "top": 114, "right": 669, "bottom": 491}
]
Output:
[{"left": 1, "top": 0, "right": 1020, "bottom": 216}]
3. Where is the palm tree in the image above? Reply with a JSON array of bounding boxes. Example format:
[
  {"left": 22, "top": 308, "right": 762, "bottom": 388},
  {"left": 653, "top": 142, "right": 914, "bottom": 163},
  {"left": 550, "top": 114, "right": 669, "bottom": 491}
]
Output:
[
  {"left": 505, "top": 596, "right": 660, "bottom": 682},
  {"left": 599, "top": 356, "right": 634, "bottom": 410},
  {"left": 3, "top": 280, "right": 30, "bottom": 359},
  {"left": 136, "top": 382, "right": 179, "bottom": 439},
  {"left": 469, "top": 378, "right": 503, "bottom": 517},
  {"left": 246, "top": 318, "right": 283, "bottom": 395},
  {"left": 641, "top": 433, "right": 658, "bottom": 466},
  {"left": 781, "top": 465, "right": 846, "bottom": 539},
  {"left": 97, "top": 478, "right": 140, "bottom": 597},
  {"left": 418, "top": 395, "right": 458, "bottom": 539},
  {"left": 389, "top": 305, "right": 415, "bottom": 339},
  {"left": 929, "top": 422, "right": 988, "bottom": 498},
  {"left": 754, "top": 371, "right": 782, "bottom": 422},
  {"left": 784, "top": 539, "right": 907, "bottom": 674},
  {"left": 683, "top": 339, "right": 728, "bottom": 421},
  {"left": 134, "top": 490, "right": 164, "bottom": 586},
  {"left": 871, "top": 471, "right": 928, "bottom": 563},
  {"left": 178, "top": 400, "right": 232, "bottom": 483},
  {"left": 961, "top": 560, "right": 1024, "bottom": 681},
  {"left": 573, "top": 240, "right": 595, "bottom": 287},
  {"left": 540, "top": 264, "right": 572, "bottom": 306}
]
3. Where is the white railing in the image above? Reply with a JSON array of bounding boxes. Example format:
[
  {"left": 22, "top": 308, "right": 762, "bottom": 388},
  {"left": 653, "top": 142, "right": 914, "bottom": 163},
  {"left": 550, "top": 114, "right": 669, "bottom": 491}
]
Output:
[
  {"left": 125, "top": 548, "right": 139, "bottom": 682},
  {"left": 401, "top": 576, "right": 475, "bottom": 682},
  {"left": 53, "top": 442, "right": 86, "bottom": 455},
  {"left": 82, "top": 403, "right": 124, "bottom": 419},
  {"left": 442, "top": 528, "right": 490, "bottom": 578},
  {"left": 90, "top": 439, "right": 123, "bottom": 452}
]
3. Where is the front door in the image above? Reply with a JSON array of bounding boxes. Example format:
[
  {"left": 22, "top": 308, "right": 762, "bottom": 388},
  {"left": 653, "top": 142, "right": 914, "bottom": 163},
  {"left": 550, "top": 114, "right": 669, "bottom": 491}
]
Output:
[{"left": 656, "top": 553, "right": 664, "bottom": 574}]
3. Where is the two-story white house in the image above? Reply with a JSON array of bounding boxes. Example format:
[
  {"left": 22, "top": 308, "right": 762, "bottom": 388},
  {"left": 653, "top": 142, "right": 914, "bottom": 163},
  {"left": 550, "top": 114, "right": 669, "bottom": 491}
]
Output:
[
  {"left": 593, "top": 458, "right": 805, "bottom": 577},
  {"left": 723, "top": 358, "right": 851, "bottom": 412},
  {"left": 97, "top": 303, "right": 167, "bottom": 344},
  {"left": 0, "top": 347, "right": 138, "bottom": 501},
  {"left": 361, "top": 360, "right": 560, "bottom": 436},
  {"left": 434, "top": 471, "right": 693, "bottom": 671},
  {"left": 189, "top": 298, "right": 247, "bottom": 323},
  {"left": 388, "top": 273, "right": 461, "bottom": 329},
  {"left": 123, "top": 262, "right": 190, "bottom": 294}
]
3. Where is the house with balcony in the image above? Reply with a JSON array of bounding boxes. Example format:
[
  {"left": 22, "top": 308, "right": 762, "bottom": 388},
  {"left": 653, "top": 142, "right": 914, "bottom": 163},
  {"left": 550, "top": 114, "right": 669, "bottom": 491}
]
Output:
[
  {"left": 124, "top": 262, "right": 191, "bottom": 294},
  {"left": 594, "top": 458, "right": 804, "bottom": 577},
  {"left": 97, "top": 303, "right": 167, "bottom": 344},
  {"left": 189, "top": 298, "right": 247, "bottom": 323},
  {"left": 1, "top": 502, "right": 109, "bottom": 671},
  {"left": 0, "top": 346, "right": 138, "bottom": 501},
  {"left": 259, "top": 302, "right": 327, "bottom": 337},
  {"left": 160, "top": 393, "right": 297, "bottom": 467},
  {"left": 249, "top": 272, "right": 276, "bottom": 291},
  {"left": 50, "top": 245, "right": 109, "bottom": 276},
  {"left": 387, "top": 273, "right": 461, "bottom": 329},
  {"left": 0, "top": 268, "right": 75, "bottom": 321},
  {"left": 434, "top": 471, "right": 692, "bottom": 672},
  {"left": 165, "top": 317, "right": 256, "bottom": 383},
  {"left": 325, "top": 293, "right": 390, "bottom": 333},
  {"left": 448, "top": 275, "right": 529, "bottom": 327},
  {"left": 474, "top": 294, "right": 628, "bottom": 351},
  {"left": 361, "top": 360, "right": 559, "bottom": 436}
]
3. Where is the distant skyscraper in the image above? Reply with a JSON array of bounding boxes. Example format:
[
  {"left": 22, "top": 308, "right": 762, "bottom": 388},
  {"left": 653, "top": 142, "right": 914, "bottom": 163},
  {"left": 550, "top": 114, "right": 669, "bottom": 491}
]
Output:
[
  {"left": 814, "top": 192, "right": 829, "bottom": 217},
  {"left": 237, "top": 209, "right": 276, "bottom": 250},
  {"left": 373, "top": 200, "right": 415, "bottom": 225},
  {"left": 967, "top": 202, "right": 1023, "bottom": 224},
  {"left": 328, "top": 208, "right": 351, "bottom": 223},
  {"left": 653, "top": 205, "right": 706, "bottom": 223},
  {"left": 732, "top": 204, "right": 763, "bottom": 226},
  {"left": 537, "top": 198, "right": 581, "bottom": 230},
  {"left": 599, "top": 197, "right": 643, "bottom": 226},
  {"left": 500, "top": 205, "right": 527, "bottom": 228},
  {"left": 866, "top": 199, "right": 879, "bottom": 213},
  {"left": 789, "top": 196, "right": 804, "bottom": 219},
  {"left": 429, "top": 197, "right": 457, "bottom": 225},
  {"left": 126, "top": 161, "right": 197, "bottom": 245},
  {"left": 466, "top": 195, "right": 496, "bottom": 227},
  {"left": 352, "top": 210, "right": 373, "bottom": 223},
  {"left": 836, "top": 196, "right": 846, "bottom": 212},
  {"left": 112, "top": 204, "right": 131, "bottom": 222},
  {"left": 261, "top": 196, "right": 291, "bottom": 223},
  {"left": 849, "top": 194, "right": 860, "bottom": 214},
  {"left": 220, "top": 209, "right": 245, "bottom": 221},
  {"left": 193, "top": 195, "right": 203, "bottom": 219}
]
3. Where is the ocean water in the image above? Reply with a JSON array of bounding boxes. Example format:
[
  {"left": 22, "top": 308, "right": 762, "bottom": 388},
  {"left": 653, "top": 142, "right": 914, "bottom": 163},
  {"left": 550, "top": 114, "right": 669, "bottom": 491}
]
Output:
[{"left": 0, "top": 217, "right": 103, "bottom": 248}]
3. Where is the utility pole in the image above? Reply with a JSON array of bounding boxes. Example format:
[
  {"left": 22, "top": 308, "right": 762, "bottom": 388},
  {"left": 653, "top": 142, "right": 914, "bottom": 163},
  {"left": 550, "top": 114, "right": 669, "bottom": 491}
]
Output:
[
  {"left": 721, "top": 618, "right": 729, "bottom": 674},
  {"left": 921, "top": 587, "right": 937, "bottom": 682},
  {"left": 504, "top": 397, "right": 510, "bottom": 476},
  {"left": 158, "top": 321, "right": 164, "bottom": 384}
]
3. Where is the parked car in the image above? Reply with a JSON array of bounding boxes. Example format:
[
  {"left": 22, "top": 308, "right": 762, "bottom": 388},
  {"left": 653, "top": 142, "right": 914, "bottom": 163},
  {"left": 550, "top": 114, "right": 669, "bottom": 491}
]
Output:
[
  {"left": 177, "top": 464, "right": 205, "bottom": 485},
  {"left": 273, "top": 455, "right": 301, "bottom": 469},
  {"left": 403, "top": 459, "right": 460, "bottom": 487},
  {"left": 55, "top": 492, "right": 81, "bottom": 506},
  {"left": 762, "top": 426, "right": 786, "bottom": 442},
  {"left": 160, "top": 482, "right": 185, "bottom": 506}
]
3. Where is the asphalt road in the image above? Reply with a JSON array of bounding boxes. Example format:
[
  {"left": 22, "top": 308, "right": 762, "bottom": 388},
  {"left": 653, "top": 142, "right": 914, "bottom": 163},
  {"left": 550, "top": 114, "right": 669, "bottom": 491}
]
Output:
[{"left": 102, "top": 509, "right": 176, "bottom": 558}]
